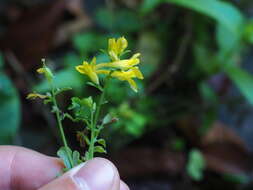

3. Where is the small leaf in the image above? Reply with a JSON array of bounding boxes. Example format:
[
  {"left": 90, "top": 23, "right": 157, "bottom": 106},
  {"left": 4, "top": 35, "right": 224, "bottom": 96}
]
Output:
[
  {"left": 97, "top": 139, "right": 106, "bottom": 147},
  {"left": 85, "top": 151, "right": 90, "bottom": 161},
  {"left": 92, "top": 102, "right": 96, "bottom": 113},
  {"left": 186, "top": 149, "right": 206, "bottom": 181},
  {"left": 51, "top": 106, "right": 58, "bottom": 113},
  {"left": 94, "top": 146, "right": 107, "bottom": 153},
  {"left": 72, "top": 150, "right": 82, "bottom": 167},
  {"left": 57, "top": 147, "right": 72, "bottom": 170},
  {"left": 94, "top": 129, "right": 100, "bottom": 137},
  {"left": 84, "top": 135, "right": 90, "bottom": 145},
  {"left": 102, "top": 114, "right": 113, "bottom": 125},
  {"left": 83, "top": 96, "right": 93, "bottom": 108}
]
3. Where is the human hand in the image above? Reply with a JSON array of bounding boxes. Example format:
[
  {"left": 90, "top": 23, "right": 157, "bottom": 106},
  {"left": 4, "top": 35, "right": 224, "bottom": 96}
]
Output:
[{"left": 0, "top": 146, "right": 129, "bottom": 190}]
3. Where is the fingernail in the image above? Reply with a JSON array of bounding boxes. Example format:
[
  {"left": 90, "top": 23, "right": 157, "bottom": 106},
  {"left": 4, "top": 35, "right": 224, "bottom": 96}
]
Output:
[{"left": 73, "top": 158, "right": 115, "bottom": 190}]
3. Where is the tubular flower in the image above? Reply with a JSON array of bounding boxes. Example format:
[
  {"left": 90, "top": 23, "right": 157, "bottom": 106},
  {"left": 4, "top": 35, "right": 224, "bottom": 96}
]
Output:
[
  {"left": 108, "top": 37, "right": 128, "bottom": 61},
  {"left": 75, "top": 57, "right": 108, "bottom": 84},
  {"left": 111, "top": 67, "right": 144, "bottom": 92},
  {"left": 97, "top": 53, "right": 140, "bottom": 71},
  {"left": 27, "top": 92, "right": 48, "bottom": 100},
  {"left": 37, "top": 65, "right": 54, "bottom": 82}
]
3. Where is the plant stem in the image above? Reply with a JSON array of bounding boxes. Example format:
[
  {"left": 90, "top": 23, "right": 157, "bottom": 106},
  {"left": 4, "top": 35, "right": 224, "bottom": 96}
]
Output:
[
  {"left": 88, "top": 76, "right": 110, "bottom": 160},
  {"left": 88, "top": 109, "right": 95, "bottom": 160},
  {"left": 94, "top": 76, "right": 110, "bottom": 127},
  {"left": 51, "top": 89, "right": 73, "bottom": 167}
]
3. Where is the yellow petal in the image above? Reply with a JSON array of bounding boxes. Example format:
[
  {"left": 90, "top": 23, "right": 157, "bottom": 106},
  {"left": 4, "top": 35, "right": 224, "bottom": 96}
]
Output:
[
  {"left": 117, "top": 37, "right": 128, "bottom": 54},
  {"left": 127, "top": 79, "right": 138, "bottom": 92},
  {"left": 27, "top": 93, "right": 48, "bottom": 100},
  {"left": 108, "top": 38, "right": 116, "bottom": 52},
  {"left": 96, "top": 70, "right": 110, "bottom": 75},
  {"left": 88, "top": 72, "right": 99, "bottom": 84},
  {"left": 37, "top": 68, "right": 45, "bottom": 74},
  {"left": 131, "top": 53, "right": 141, "bottom": 59},
  {"left": 91, "top": 57, "right": 96, "bottom": 65},
  {"left": 132, "top": 67, "right": 144, "bottom": 79},
  {"left": 75, "top": 62, "right": 89, "bottom": 74}
]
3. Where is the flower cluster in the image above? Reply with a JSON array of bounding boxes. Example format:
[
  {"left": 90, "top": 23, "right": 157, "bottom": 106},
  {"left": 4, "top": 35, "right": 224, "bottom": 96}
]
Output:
[{"left": 76, "top": 37, "right": 144, "bottom": 92}]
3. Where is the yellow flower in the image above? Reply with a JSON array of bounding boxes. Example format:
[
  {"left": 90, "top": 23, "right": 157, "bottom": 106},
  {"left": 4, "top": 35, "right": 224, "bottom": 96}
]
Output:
[
  {"left": 37, "top": 63, "right": 54, "bottom": 82},
  {"left": 111, "top": 67, "right": 144, "bottom": 92},
  {"left": 97, "top": 53, "right": 140, "bottom": 71},
  {"left": 27, "top": 93, "right": 48, "bottom": 100},
  {"left": 108, "top": 37, "right": 128, "bottom": 61},
  {"left": 76, "top": 57, "right": 108, "bottom": 84}
]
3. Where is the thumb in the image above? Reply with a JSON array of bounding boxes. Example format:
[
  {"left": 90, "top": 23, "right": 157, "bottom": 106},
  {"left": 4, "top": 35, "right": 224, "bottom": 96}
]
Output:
[{"left": 39, "top": 158, "right": 120, "bottom": 190}]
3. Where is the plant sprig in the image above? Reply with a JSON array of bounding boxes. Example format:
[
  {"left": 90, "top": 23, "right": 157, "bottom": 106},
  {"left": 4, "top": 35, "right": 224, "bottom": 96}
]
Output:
[{"left": 27, "top": 37, "right": 144, "bottom": 172}]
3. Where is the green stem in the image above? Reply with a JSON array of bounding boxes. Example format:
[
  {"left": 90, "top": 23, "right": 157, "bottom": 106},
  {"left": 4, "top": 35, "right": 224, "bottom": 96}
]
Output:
[
  {"left": 94, "top": 76, "right": 110, "bottom": 127},
  {"left": 52, "top": 89, "right": 74, "bottom": 167},
  {"left": 87, "top": 76, "right": 110, "bottom": 160},
  {"left": 87, "top": 109, "right": 95, "bottom": 160}
]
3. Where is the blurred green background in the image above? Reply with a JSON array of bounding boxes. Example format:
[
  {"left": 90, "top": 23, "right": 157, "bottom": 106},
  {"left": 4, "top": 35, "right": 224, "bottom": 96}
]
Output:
[{"left": 1, "top": 0, "right": 253, "bottom": 189}]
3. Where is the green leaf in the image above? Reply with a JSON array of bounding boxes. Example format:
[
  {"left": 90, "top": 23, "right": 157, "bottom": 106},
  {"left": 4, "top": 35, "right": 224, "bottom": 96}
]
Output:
[
  {"left": 83, "top": 96, "right": 93, "bottom": 108},
  {"left": 225, "top": 66, "right": 253, "bottom": 105},
  {"left": 102, "top": 113, "right": 113, "bottom": 125},
  {"left": 216, "top": 24, "right": 239, "bottom": 53},
  {"left": 68, "top": 97, "right": 93, "bottom": 120},
  {"left": 97, "top": 139, "right": 106, "bottom": 147},
  {"left": 0, "top": 69, "right": 21, "bottom": 144},
  {"left": 141, "top": 0, "right": 245, "bottom": 36},
  {"left": 94, "top": 146, "right": 107, "bottom": 153},
  {"left": 186, "top": 149, "right": 206, "bottom": 181},
  {"left": 57, "top": 147, "right": 72, "bottom": 170},
  {"left": 72, "top": 150, "right": 82, "bottom": 167},
  {"left": 84, "top": 135, "right": 90, "bottom": 145}
]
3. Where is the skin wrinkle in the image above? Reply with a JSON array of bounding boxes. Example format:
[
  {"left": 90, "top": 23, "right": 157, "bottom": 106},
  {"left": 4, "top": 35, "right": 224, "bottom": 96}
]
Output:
[{"left": 7, "top": 147, "right": 18, "bottom": 190}]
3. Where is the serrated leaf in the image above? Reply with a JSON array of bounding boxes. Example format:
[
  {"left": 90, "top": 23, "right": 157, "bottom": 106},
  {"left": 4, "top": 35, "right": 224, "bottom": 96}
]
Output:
[
  {"left": 97, "top": 139, "right": 106, "bottom": 147},
  {"left": 94, "top": 146, "right": 107, "bottom": 153},
  {"left": 57, "top": 147, "right": 72, "bottom": 170}
]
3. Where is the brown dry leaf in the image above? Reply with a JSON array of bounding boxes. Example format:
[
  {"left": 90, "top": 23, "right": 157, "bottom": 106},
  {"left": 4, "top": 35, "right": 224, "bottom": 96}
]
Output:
[
  {"left": 202, "top": 121, "right": 246, "bottom": 151},
  {"left": 112, "top": 147, "right": 185, "bottom": 178},
  {"left": 201, "top": 121, "right": 253, "bottom": 175}
]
